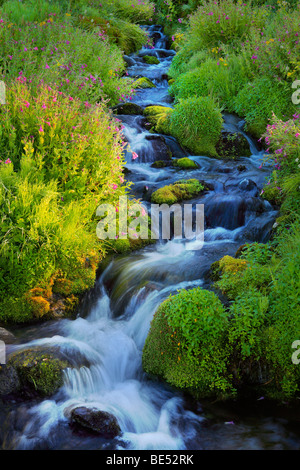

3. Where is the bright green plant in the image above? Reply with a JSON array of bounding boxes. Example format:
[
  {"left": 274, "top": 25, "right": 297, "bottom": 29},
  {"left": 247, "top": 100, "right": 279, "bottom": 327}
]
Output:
[
  {"left": 143, "top": 288, "right": 234, "bottom": 398},
  {"left": 170, "top": 96, "right": 223, "bottom": 157}
]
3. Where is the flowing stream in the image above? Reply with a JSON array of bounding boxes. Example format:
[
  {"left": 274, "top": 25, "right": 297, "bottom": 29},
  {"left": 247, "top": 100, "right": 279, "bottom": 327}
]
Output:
[{"left": 1, "top": 25, "right": 300, "bottom": 451}]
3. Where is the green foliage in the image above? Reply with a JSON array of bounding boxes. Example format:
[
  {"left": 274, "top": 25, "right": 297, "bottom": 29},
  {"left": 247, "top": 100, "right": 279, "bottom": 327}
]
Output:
[
  {"left": 0, "top": 80, "right": 128, "bottom": 322},
  {"left": 0, "top": 19, "right": 133, "bottom": 106},
  {"left": 170, "top": 57, "right": 248, "bottom": 111},
  {"left": 215, "top": 255, "right": 272, "bottom": 300},
  {"left": 1, "top": 0, "right": 62, "bottom": 24},
  {"left": 229, "top": 289, "right": 269, "bottom": 359},
  {"left": 170, "top": 96, "right": 223, "bottom": 157},
  {"left": 151, "top": 179, "right": 204, "bottom": 204},
  {"left": 188, "top": 0, "right": 269, "bottom": 51},
  {"left": 142, "top": 288, "right": 234, "bottom": 398},
  {"left": 240, "top": 243, "right": 273, "bottom": 265},
  {"left": 233, "top": 78, "right": 295, "bottom": 138}
]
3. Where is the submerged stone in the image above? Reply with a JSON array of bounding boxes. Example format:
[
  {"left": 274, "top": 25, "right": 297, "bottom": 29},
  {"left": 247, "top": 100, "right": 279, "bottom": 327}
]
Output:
[{"left": 71, "top": 407, "right": 121, "bottom": 438}]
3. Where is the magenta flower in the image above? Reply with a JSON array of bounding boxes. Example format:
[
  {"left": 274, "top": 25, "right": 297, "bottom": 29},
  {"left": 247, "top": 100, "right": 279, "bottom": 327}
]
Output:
[
  {"left": 5, "top": 158, "right": 12, "bottom": 164},
  {"left": 132, "top": 152, "right": 139, "bottom": 160}
]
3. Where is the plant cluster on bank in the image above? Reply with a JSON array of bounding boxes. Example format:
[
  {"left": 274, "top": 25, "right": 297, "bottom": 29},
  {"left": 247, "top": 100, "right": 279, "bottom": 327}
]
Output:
[
  {"left": 142, "top": 0, "right": 300, "bottom": 401},
  {"left": 0, "top": 0, "right": 155, "bottom": 323}
]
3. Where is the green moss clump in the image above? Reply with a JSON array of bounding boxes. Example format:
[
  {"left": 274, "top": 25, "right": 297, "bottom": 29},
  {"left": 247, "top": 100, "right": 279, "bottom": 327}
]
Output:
[
  {"left": 144, "top": 106, "right": 174, "bottom": 135},
  {"left": 151, "top": 179, "right": 204, "bottom": 205},
  {"left": 142, "top": 288, "right": 233, "bottom": 399},
  {"left": 8, "top": 348, "right": 70, "bottom": 397},
  {"left": 173, "top": 158, "right": 198, "bottom": 169},
  {"left": 143, "top": 55, "right": 160, "bottom": 65},
  {"left": 151, "top": 160, "right": 168, "bottom": 168},
  {"left": 133, "top": 77, "right": 156, "bottom": 89},
  {"left": 170, "top": 96, "right": 223, "bottom": 157}
]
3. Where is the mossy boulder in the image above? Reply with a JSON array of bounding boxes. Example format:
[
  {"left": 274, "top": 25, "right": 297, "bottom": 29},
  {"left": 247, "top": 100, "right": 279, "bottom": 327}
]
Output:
[
  {"left": 144, "top": 106, "right": 174, "bottom": 135},
  {"left": 6, "top": 347, "right": 70, "bottom": 397},
  {"left": 112, "top": 103, "right": 144, "bottom": 116},
  {"left": 142, "top": 288, "right": 232, "bottom": 399},
  {"left": 151, "top": 179, "right": 205, "bottom": 205},
  {"left": 151, "top": 160, "right": 170, "bottom": 169},
  {"left": 71, "top": 407, "right": 121, "bottom": 438},
  {"left": 173, "top": 158, "right": 198, "bottom": 169},
  {"left": 133, "top": 77, "right": 156, "bottom": 89},
  {"left": 143, "top": 55, "right": 160, "bottom": 65},
  {"left": 216, "top": 132, "right": 252, "bottom": 160}
]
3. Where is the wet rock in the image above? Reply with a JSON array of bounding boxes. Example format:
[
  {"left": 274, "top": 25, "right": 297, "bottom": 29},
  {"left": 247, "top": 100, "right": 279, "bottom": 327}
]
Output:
[
  {"left": 71, "top": 407, "right": 121, "bottom": 438},
  {"left": 145, "top": 135, "right": 172, "bottom": 161},
  {"left": 0, "top": 328, "right": 16, "bottom": 344},
  {"left": 0, "top": 366, "right": 20, "bottom": 396},
  {"left": 237, "top": 164, "right": 247, "bottom": 172},
  {"left": 238, "top": 178, "right": 259, "bottom": 196},
  {"left": 123, "top": 55, "right": 136, "bottom": 67},
  {"left": 112, "top": 103, "right": 144, "bottom": 116},
  {"left": 151, "top": 160, "right": 170, "bottom": 168},
  {"left": 216, "top": 132, "right": 251, "bottom": 160}
]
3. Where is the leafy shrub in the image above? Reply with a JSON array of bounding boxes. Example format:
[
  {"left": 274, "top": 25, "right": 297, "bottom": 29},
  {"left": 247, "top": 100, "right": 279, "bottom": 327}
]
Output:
[
  {"left": 188, "top": 0, "right": 269, "bottom": 51},
  {"left": 0, "top": 19, "right": 133, "bottom": 105},
  {"left": 0, "top": 81, "right": 128, "bottom": 322},
  {"left": 229, "top": 289, "right": 269, "bottom": 359},
  {"left": 0, "top": 81, "right": 127, "bottom": 200},
  {"left": 233, "top": 77, "right": 294, "bottom": 137},
  {"left": 262, "top": 114, "right": 300, "bottom": 174},
  {"left": 142, "top": 288, "right": 233, "bottom": 398},
  {"left": 240, "top": 243, "right": 273, "bottom": 265},
  {"left": 215, "top": 255, "right": 272, "bottom": 299},
  {"left": 170, "top": 57, "right": 248, "bottom": 110},
  {"left": 170, "top": 96, "right": 223, "bottom": 157}
]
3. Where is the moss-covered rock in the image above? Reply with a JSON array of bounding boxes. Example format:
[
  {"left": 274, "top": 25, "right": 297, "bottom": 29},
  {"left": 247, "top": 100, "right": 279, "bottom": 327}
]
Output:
[
  {"left": 142, "top": 288, "right": 232, "bottom": 399},
  {"left": 151, "top": 160, "right": 169, "bottom": 168},
  {"left": 216, "top": 132, "right": 252, "bottom": 160},
  {"left": 133, "top": 77, "right": 156, "bottom": 89},
  {"left": 173, "top": 158, "right": 198, "bottom": 169},
  {"left": 144, "top": 106, "right": 173, "bottom": 135},
  {"left": 143, "top": 55, "right": 160, "bottom": 65},
  {"left": 7, "top": 347, "right": 70, "bottom": 397},
  {"left": 112, "top": 103, "right": 144, "bottom": 115},
  {"left": 151, "top": 179, "right": 205, "bottom": 205}
]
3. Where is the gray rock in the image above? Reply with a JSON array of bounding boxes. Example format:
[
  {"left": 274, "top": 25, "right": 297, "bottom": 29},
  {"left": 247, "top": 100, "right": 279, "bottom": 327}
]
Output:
[
  {"left": 0, "top": 366, "right": 20, "bottom": 396},
  {"left": 123, "top": 55, "right": 136, "bottom": 67},
  {"left": 0, "top": 328, "right": 16, "bottom": 344},
  {"left": 71, "top": 407, "right": 121, "bottom": 438}
]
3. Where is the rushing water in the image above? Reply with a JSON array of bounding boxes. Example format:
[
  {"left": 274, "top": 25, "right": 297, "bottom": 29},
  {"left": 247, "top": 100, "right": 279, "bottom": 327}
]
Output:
[{"left": 1, "top": 25, "right": 300, "bottom": 451}]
